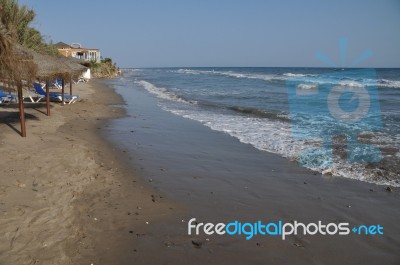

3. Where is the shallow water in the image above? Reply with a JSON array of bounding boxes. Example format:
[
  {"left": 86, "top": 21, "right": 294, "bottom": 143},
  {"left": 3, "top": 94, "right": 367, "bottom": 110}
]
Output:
[{"left": 115, "top": 68, "right": 400, "bottom": 186}]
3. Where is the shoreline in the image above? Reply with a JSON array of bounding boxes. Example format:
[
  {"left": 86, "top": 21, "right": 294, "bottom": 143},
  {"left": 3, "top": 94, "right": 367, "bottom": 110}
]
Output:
[{"left": 103, "top": 77, "right": 400, "bottom": 265}]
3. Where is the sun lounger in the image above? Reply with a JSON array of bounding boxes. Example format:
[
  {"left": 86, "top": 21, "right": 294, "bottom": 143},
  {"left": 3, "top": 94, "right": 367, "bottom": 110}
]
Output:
[
  {"left": 1, "top": 87, "right": 41, "bottom": 104},
  {"left": 0, "top": 91, "right": 18, "bottom": 104},
  {"left": 51, "top": 79, "right": 63, "bottom": 89},
  {"left": 25, "top": 92, "right": 45, "bottom": 103},
  {"left": 72, "top": 77, "right": 88, "bottom": 84},
  {"left": 33, "top": 83, "right": 80, "bottom": 104}
]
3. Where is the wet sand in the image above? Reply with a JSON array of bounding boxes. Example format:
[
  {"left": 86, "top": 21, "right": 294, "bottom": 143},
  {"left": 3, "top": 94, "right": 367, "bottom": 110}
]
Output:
[
  {"left": 0, "top": 79, "right": 399, "bottom": 264},
  {"left": 103, "top": 80, "right": 400, "bottom": 265}
]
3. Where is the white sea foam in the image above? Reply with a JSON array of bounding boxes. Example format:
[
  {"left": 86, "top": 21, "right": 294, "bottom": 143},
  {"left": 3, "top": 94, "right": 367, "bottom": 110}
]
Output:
[
  {"left": 163, "top": 106, "right": 400, "bottom": 187},
  {"left": 177, "top": 69, "right": 318, "bottom": 81},
  {"left": 176, "top": 69, "right": 400, "bottom": 89},
  {"left": 134, "top": 75, "right": 400, "bottom": 187},
  {"left": 176, "top": 69, "right": 205, "bottom": 75},
  {"left": 135, "top": 80, "right": 191, "bottom": 104},
  {"left": 283, "top": 73, "right": 316, "bottom": 77},
  {"left": 221, "top": 72, "right": 277, "bottom": 81},
  {"left": 337, "top": 81, "right": 364, "bottom": 87},
  {"left": 376, "top": 79, "right": 400, "bottom": 88},
  {"left": 297, "top": 83, "right": 318, "bottom": 90},
  {"left": 176, "top": 68, "right": 278, "bottom": 81}
]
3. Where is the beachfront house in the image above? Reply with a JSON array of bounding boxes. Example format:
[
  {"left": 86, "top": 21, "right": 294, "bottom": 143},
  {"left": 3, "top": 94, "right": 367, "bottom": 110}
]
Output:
[{"left": 55, "top": 42, "right": 101, "bottom": 63}]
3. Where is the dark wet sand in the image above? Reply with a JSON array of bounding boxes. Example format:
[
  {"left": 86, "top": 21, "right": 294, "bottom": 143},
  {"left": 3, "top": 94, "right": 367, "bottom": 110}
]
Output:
[{"left": 100, "top": 79, "right": 400, "bottom": 265}]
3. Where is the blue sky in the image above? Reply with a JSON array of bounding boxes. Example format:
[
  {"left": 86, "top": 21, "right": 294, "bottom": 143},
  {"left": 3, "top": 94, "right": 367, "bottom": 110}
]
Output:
[{"left": 20, "top": 0, "right": 400, "bottom": 68}]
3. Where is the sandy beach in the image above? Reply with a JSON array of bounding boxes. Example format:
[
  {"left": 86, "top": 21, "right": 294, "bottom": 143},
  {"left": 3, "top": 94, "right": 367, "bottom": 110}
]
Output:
[
  {"left": 0, "top": 81, "right": 177, "bottom": 264},
  {"left": 0, "top": 79, "right": 399, "bottom": 265},
  {"left": 1, "top": 0, "right": 399, "bottom": 264}
]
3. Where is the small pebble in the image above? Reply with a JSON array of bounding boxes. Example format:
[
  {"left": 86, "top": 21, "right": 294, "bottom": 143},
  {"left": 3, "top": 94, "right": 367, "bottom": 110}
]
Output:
[
  {"left": 191, "top": 240, "right": 202, "bottom": 248},
  {"left": 293, "top": 243, "right": 304, "bottom": 248}
]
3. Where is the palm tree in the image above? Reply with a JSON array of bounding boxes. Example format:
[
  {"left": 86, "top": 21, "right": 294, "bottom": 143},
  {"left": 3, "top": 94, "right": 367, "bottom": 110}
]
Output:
[
  {"left": 0, "top": 20, "right": 12, "bottom": 58},
  {"left": 0, "top": 0, "right": 35, "bottom": 38},
  {"left": 0, "top": 6, "right": 14, "bottom": 65}
]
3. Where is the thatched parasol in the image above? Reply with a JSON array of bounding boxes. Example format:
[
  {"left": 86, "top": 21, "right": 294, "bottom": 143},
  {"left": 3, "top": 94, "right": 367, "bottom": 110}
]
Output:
[
  {"left": 0, "top": 45, "right": 37, "bottom": 82},
  {"left": 29, "top": 50, "right": 72, "bottom": 114},
  {"left": 27, "top": 49, "right": 87, "bottom": 114},
  {"left": 1, "top": 41, "right": 89, "bottom": 137},
  {"left": 58, "top": 56, "right": 88, "bottom": 76},
  {"left": 57, "top": 56, "right": 88, "bottom": 96},
  {"left": 0, "top": 45, "right": 37, "bottom": 137},
  {"left": 30, "top": 50, "right": 70, "bottom": 79},
  {"left": 1, "top": 46, "right": 85, "bottom": 136}
]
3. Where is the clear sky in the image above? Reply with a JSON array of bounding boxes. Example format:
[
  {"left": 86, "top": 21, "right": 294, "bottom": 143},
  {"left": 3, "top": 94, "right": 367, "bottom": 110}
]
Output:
[{"left": 19, "top": 0, "right": 400, "bottom": 68}]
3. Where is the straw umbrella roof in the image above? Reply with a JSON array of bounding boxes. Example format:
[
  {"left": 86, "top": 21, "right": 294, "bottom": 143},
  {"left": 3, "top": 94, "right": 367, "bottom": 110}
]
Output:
[
  {"left": 30, "top": 51, "right": 88, "bottom": 80},
  {"left": 1, "top": 44, "right": 90, "bottom": 82},
  {"left": 0, "top": 44, "right": 37, "bottom": 82},
  {"left": 57, "top": 56, "right": 88, "bottom": 77},
  {"left": 0, "top": 45, "right": 37, "bottom": 138},
  {"left": 30, "top": 50, "right": 70, "bottom": 80},
  {"left": 1, "top": 45, "right": 71, "bottom": 81}
]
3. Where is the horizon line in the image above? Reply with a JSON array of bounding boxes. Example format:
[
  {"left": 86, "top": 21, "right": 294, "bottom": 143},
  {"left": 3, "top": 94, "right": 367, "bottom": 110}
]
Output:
[{"left": 120, "top": 66, "right": 400, "bottom": 69}]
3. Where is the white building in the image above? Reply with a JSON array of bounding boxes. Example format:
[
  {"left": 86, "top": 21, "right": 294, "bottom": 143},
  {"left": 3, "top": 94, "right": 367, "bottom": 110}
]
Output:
[{"left": 56, "top": 42, "right": 101, "bottom": 63}]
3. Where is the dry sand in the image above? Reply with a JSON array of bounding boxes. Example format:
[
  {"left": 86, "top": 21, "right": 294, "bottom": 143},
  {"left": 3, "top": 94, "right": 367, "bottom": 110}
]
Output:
[{"left": 0, "top": 81, "right": 177, "bottom": 265}]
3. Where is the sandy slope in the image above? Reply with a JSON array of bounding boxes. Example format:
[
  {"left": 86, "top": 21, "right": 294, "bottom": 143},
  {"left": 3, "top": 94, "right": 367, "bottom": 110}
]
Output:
[{"left": 0, "top": 81, "right": 176, "bottom": 265}]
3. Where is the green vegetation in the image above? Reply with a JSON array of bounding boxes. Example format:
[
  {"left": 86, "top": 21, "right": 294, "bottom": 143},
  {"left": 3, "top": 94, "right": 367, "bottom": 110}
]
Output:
[
  {"left": 0, "top": 0, "right": 59, "bottom": 56},
  {"left": 1, "top": 0, "right": 119, "bottom": 79},
  {"left": 90, "top": 57, "right": 120, "bottom": 78}
]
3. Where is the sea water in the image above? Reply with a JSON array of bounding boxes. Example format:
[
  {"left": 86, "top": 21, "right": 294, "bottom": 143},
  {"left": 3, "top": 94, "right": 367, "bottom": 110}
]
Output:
[{"left": 117, "top": 67, "right": 400, "bottom": 187}]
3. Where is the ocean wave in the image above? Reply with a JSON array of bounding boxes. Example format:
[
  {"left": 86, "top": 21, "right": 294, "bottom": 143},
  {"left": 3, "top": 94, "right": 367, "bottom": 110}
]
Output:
[
  {"left": 283, "top": 73, "right": 316, "bottom": 77},
  {"left": 163, "top": 106, "right": 400, "bottom": 187},
  {"left": 176, "top": 69, "right": 277, "bottom": 81},
  {"left": 124, "top": 69, "right": 400, "bottom": 187},
  {"left": 336, "top": 79, "right": 400, "bottom": 89},
  {"left": 337, "top": 81, "right": 364, "bottom": 87},
  {"left": 297, "top": 83, "right": 318, "bottom": 90},
  {"left": 376, "top": 79, "right": 400, "bottom": 88},
  {"left": 129, "top": 69, "right": 400, "bottom": 187},
  {"left": 135, "top": 80, "right": 193, "bottom": 104},
  {"left": 176, "top": 69, "right": 206, "bottom": 75},
  {"left": 222, "top": 72, "right": 277, "bottom": 81},
  {"left": 176, "top": 69, "right": 400, "bottom": 89},
  {"left": 177, "top": 69, "right": 319, "bottom": 81},
  {"left": 226, "top": 106, "right": 290, "bottom": 121},
  {"left": 185, "top": 70, "right": 319, "bottom": 82}
]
